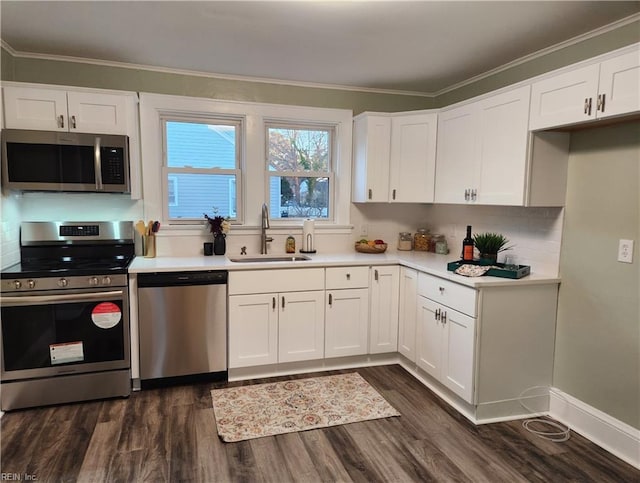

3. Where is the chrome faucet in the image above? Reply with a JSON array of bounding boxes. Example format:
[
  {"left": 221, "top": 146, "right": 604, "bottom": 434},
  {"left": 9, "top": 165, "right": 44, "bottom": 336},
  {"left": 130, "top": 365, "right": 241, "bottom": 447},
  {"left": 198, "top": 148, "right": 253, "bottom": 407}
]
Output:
[{"left": 261, "top": 203, "right": 273, "bottom": 254}]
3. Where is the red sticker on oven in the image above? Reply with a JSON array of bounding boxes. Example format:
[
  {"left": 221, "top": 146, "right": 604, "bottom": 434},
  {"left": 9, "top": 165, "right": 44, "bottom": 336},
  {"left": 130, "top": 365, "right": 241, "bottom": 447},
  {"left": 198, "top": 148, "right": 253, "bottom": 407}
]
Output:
[{"left": 91, "top": 302, "right": 122, "bottom": 329}]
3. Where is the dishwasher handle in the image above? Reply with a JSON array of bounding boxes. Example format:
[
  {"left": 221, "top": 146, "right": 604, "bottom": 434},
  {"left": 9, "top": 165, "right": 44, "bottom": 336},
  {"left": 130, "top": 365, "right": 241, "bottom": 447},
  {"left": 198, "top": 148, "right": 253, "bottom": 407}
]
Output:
[{"left": 137, "top": 270, "right": 228, "bottom": 287}]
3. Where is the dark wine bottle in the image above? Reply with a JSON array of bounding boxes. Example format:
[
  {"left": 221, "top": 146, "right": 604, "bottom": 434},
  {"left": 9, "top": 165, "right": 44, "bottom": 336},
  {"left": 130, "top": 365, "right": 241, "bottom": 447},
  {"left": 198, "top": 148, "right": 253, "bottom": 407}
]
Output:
[{"left": 462, "top": 225, "right": 474, "bottom": 261}]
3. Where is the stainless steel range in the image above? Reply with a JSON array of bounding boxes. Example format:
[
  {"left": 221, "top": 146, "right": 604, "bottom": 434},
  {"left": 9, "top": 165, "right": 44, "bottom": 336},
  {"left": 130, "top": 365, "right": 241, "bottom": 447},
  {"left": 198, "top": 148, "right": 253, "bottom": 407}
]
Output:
[{"left": 0, "top": 221, "right": 134, "bottom": 411}]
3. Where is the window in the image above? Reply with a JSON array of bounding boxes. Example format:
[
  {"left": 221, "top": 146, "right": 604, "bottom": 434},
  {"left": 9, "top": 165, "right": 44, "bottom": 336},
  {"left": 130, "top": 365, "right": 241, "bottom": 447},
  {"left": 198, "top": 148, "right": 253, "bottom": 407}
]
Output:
[
  {"left": 266, "top": 123, "right": 333, "bottom": 220},
  {"left": 162, "top": 117, "right": 241, "bottom": 221}
]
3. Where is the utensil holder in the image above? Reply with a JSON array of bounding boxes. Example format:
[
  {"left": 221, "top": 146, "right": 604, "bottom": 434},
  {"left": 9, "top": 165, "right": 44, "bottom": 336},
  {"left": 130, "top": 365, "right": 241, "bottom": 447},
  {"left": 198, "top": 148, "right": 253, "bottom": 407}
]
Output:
[{"left": 143, "top": 235, "right": 156, "bottom": 258}]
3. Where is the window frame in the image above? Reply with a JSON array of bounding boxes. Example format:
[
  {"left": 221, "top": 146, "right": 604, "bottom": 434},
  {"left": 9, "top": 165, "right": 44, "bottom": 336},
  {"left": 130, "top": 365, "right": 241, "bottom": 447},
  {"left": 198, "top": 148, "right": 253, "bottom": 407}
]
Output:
[
  {"left": 160, "top": 114, "right": 243, "bottom": 225},
  {"left": 264, "top": 121, "right": 335, "bottom": 222}
]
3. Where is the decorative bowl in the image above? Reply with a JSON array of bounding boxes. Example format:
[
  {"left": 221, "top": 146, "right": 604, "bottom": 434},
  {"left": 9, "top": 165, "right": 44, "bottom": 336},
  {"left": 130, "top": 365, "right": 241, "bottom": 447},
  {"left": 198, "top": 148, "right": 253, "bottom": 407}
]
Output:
[{"left": 355, "top": 242, "right": 388, "bottom": 254}]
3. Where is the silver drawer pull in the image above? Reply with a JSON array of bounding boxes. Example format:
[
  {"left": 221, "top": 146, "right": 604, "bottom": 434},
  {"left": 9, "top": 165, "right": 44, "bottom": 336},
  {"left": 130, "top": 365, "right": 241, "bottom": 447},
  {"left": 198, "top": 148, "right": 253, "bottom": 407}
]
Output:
[
  {"left": 439, "top": 286, "right": 445, "bottom": 294},
  {"left": 346, "top": 273, "right": 350, "bottom": 280}
]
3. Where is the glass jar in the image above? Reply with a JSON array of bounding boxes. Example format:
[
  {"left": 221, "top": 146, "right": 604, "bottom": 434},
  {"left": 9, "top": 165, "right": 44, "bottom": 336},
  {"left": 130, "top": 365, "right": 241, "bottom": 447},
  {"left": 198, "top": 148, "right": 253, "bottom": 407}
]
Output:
[
  {"left": 434, "top": 235, "right": 449, "bottom": 254},
  {"left": 414, "top": 229, "right": 430, "bottom": 251},
  {"left": 429, "top": 234, "right": 444, "bottom": 252},
  {"left": 398, "top": 232, "right": 413, "bottom": 251}
]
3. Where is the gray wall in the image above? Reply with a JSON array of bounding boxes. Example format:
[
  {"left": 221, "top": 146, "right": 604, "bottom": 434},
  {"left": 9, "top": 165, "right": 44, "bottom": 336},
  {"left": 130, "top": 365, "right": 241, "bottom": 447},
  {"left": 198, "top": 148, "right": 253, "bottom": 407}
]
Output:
[{"left": 555, "top": 122, "right": 640, "bottom": 429}]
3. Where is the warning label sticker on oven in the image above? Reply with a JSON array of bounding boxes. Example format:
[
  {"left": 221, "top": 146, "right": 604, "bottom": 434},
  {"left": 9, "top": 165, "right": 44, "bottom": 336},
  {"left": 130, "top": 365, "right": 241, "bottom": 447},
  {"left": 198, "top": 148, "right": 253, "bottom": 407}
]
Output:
[
  {"left": 91, "top": 302, "right": 122, "bottom": 329},
  {"left": 50, "top": 341, "right": 84, "bottom": 365}
]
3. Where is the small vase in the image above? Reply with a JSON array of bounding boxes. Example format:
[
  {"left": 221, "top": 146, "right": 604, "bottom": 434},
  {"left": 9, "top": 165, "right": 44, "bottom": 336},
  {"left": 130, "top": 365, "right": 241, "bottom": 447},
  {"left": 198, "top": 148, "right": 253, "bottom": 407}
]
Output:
[{"left": 213, "top": 234, "right": 226, "bottom": 255}]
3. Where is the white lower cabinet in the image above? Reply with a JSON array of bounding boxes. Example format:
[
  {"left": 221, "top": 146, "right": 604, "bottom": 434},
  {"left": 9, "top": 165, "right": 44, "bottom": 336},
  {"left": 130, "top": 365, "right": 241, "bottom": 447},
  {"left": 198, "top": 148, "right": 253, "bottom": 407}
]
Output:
[
  {"left": 228, "top": 293, "right": 278, "bottom": 368},
  {"left": 369, "top": 265, "right": 400, "bottom": 353},
  {"left": 325, "top": 266, "right": 370, "bottom": 358},
  {"left": 417, "top": 295, "right": 475, "bottom": 402},
  {"left": 277, "top": 291, "right": 325, "bottom": 363},
  {"left": 398, "top": 267, "right": 418, "bottom": 361}
]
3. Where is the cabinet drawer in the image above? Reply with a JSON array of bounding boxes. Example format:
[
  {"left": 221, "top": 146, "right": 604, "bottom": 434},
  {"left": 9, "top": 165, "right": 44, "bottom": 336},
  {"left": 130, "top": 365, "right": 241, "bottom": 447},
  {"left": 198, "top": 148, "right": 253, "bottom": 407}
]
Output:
[
  {"left": 418, "top": 273, "right": 477, "bottom": 317},
  {"left": 325, "top": 266, "right": 369, "bottom": 289},
  {"left": 229, "top": 268, "right": 324, "bottom": 295}
]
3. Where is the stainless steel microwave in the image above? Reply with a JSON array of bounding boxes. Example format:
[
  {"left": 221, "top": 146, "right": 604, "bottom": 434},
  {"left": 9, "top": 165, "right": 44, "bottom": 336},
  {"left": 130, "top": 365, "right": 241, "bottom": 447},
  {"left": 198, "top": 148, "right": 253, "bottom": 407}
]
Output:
[{"left": 1, "top": 129, "right": 130, "bottom": 193}]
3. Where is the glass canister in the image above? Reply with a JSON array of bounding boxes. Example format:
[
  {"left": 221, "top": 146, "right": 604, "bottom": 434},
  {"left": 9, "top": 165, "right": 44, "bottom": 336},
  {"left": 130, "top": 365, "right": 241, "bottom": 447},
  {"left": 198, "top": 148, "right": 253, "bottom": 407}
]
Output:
[
  {"left": 398, "top": 232, "right": 413, "bottom": 251},
  {"left": 434, "top": 235, "right": 449, "bottom": 254},
  {"left": 414, "top": 229, "right": 430, "bottom": 251}
]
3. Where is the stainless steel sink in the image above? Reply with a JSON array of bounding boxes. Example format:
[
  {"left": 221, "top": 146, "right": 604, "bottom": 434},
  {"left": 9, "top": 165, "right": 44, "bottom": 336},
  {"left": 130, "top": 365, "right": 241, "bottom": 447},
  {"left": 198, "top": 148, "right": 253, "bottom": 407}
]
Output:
[{"left": 228, "top": 255, "right": 311, "bottom": 263}]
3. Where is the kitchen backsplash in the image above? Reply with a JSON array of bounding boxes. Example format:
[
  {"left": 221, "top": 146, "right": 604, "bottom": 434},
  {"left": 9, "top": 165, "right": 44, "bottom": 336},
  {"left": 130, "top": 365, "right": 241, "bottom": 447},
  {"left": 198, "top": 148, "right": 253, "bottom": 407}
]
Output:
[
  {"left": 2, "top": 190, "right": 563, "bottom": 276},
  {"left": 423, "top": 204, "right": 564, "bottom": 276}
]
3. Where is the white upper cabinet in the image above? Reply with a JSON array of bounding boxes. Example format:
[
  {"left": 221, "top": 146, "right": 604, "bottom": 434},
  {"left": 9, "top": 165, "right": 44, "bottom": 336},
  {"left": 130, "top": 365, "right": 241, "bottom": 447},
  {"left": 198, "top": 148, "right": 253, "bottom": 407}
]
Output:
[
  {"left": 3, "top": 86, "right": 131, "bottom": 134},
  {"left": 352, "top": 114, "right": 391, "bottom": 202},
  {"left": 435, "top": 85, "right": 532, "bottom": 206},
  {"left": 389, "top": 113, "right": 437, "bottom": 203},
  {"left": 530, "top": 47, "right": 640, "bottom": 130},
  {"left": 352, "top": 111, "right": 437, "bottom": 203}
]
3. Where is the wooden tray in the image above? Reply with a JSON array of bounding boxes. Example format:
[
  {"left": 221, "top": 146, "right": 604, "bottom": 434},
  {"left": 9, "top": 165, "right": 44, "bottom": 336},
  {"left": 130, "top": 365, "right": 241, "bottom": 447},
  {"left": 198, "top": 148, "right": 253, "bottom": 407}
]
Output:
[{"left": 355, "top": 242, "right": 388, "bottom": 254}]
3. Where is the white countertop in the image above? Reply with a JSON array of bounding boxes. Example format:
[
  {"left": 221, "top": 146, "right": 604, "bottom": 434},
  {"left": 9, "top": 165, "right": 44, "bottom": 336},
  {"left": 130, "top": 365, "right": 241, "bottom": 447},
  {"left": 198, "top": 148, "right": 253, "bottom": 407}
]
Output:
[{"left": 128, "top": 251, "right": 560, "bottom": 288}]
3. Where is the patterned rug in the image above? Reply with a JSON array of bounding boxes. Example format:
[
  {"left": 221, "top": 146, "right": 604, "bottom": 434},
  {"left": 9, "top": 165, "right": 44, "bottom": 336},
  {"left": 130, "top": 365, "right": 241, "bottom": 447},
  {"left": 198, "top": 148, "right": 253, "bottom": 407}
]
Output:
[{"left": 211, "top": 372, "right": 400, "bottom": 442}]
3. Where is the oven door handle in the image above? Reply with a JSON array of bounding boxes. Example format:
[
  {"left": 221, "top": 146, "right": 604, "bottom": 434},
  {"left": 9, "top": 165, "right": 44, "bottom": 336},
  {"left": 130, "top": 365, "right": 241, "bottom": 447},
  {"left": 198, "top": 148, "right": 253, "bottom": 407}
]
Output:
[{"left": 1, "top": 290, "right": 124, "bottom": 306}]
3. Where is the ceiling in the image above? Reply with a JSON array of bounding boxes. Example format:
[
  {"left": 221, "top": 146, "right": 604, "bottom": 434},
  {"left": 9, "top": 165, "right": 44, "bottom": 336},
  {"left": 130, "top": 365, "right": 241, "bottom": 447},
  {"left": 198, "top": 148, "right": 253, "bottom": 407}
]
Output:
[{"left": 1, "top": 1, "right": 639, "bottom": 95}]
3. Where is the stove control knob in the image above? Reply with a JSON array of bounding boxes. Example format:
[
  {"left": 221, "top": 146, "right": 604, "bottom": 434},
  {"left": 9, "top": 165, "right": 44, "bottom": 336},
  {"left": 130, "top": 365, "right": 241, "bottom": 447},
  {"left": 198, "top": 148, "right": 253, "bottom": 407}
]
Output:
[
  {"left": 13, "top": 280, "right": 22, "bottom": 289},
  {"left": 27, "top": 280, "right": 36, "bottom": 289},
  {"left": 58, "top": 278, "right": 68, "bottom": 288},
  {"left": 89, "top": 277, "right": 99, "bottom": 286},
  {"left": 102, "top": 276, "right": 112, "bottom": 286}
]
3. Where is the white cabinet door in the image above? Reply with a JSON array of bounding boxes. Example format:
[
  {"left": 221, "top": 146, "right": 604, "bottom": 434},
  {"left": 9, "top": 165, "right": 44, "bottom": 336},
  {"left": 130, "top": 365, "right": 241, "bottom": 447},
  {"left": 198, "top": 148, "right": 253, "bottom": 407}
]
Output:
[
  {"left": 352, "top": 114, "right": 391, "bottom": 202},
  {"left": 389, "top": 113, "right": 437, "bottom": 203},
  {"left": 278, "top": 290, "right": 325, "bottom": 363},
  {"left": 398, "top": 267, "right": 418, "bottom": 361},
  {"left": 66, "top": 91, "right": 129, "bottom": 134},
  {"left": 434, "top": 103, "right": 477, "bottom": 204},
  {"left": 3, "top": 86, "right": 68, "bottom": 131},
  {"left": 441, "top": 307, "right": 476, "bottom": 402},
  {"left": 529, "top": 64, "right": 599, "bottom": 130},
  {"left": 369, "top": 266, "right": 399, "bottom": 354},
  {"left": 598, "top": 50, "right": 640, "bottom": 119},
  {"left": 325, "top": 288, "right": 369, "bottom": 358},
  {"left": 416, "top": 296, "right": 441, "bottom": 379},
  {"left": 476, "top": 85, "right": 530, "bottom": 206},
  {"left": 229, "top": 293, "right": 278, "bottom": 368}
]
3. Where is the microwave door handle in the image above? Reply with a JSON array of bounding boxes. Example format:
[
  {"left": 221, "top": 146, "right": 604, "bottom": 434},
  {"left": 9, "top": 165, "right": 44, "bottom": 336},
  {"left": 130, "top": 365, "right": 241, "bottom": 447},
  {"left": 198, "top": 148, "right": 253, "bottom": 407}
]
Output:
[
  {"left": 1, "top": 291, "right": 124, "bottom": 306},
  {"left": 94, "top": 136, "right": 103, "bottom": 190}
]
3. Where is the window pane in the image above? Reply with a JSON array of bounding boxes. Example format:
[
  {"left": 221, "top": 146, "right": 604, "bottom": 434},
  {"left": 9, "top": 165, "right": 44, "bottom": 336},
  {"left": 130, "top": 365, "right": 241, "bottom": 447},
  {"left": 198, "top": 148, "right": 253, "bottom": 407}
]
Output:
[
  {"left": 269, "top": 176, "right": 329, "bottom": 219},
  {"left": 168, "top": 173, "right": 236, "bottom": 219},
  {"left": 166, "top": 121, "right": 236, "bottom": 169},
  {"left": 268, "top": 127, "right": 330, "bottom": 172}
]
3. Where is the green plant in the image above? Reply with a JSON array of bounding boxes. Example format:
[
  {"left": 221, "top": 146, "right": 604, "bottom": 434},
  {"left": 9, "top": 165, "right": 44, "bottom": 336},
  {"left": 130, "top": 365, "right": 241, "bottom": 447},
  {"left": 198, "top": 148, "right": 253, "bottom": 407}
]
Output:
[{"left": 473, "top": 232, "right": 512, "bottom": 255}]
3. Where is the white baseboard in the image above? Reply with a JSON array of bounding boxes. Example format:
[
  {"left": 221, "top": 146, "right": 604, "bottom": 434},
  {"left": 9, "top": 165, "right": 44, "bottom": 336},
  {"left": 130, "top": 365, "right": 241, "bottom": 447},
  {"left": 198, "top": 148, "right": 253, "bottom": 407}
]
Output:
[{"left": 549, "top": 387, "right": 640, "bottom": 470}]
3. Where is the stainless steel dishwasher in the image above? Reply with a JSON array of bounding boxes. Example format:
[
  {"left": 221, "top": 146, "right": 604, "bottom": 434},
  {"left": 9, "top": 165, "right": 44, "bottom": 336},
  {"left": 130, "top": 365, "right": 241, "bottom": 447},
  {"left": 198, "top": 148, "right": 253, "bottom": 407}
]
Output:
[{"left": 137, "top": 270, "right": 227, "bottom": 388}]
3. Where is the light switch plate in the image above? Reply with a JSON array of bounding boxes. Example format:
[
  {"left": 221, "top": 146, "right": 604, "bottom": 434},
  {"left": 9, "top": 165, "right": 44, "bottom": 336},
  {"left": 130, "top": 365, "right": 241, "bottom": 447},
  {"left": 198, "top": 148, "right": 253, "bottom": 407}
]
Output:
[{"left": 617, "top": 239, "right": 634, "bottom": 263}]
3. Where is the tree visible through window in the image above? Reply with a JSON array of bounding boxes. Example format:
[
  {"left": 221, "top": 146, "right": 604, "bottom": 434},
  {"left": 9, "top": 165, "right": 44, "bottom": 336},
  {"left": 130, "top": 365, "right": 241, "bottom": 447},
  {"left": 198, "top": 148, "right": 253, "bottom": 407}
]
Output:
[{"left": 267, "top": 124, "right": 333, "bottom": 219}]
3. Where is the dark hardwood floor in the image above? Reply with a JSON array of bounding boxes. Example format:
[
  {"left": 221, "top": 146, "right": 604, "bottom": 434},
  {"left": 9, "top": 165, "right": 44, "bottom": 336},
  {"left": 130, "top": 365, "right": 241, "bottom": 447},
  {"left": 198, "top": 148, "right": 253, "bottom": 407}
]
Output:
[{"left": 1, "top": 365, "right": 638, "bottom": 482}]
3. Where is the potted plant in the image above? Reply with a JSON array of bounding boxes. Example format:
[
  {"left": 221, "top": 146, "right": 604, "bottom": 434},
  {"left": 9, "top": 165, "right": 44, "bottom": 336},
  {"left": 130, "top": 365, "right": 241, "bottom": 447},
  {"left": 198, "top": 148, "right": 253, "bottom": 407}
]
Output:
[{"left": 472, "top": 232, "right": 511, "bottom": 264}]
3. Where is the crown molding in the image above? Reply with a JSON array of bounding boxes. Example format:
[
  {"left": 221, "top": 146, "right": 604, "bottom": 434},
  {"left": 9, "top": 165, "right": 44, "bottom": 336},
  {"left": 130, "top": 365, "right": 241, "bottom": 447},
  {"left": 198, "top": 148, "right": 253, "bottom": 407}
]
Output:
[{"left": 434, "top": 12, "right": 640, "bottom": 97}]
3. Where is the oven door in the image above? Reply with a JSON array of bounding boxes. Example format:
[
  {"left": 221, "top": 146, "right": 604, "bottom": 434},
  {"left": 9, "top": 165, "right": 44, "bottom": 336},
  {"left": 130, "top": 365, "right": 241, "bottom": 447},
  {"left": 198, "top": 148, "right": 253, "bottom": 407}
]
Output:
[{"left": 0, "top": 287, "right": 130, "bottom": 381}]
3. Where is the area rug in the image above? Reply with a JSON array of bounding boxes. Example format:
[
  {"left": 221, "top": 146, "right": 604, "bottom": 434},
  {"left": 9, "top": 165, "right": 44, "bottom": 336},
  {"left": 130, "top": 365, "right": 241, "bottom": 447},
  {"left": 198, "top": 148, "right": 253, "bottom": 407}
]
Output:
[{"left": 211, "top": 372, "right": 400, "bottom": 442}]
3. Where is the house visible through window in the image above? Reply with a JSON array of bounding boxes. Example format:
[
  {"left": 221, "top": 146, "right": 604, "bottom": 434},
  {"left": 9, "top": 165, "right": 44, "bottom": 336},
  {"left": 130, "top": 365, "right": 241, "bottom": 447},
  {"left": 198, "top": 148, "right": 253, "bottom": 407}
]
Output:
[
  {"left": 163, "top": 118, "right": 241, "bottom": 221},
  {"left": 266, "top": 123, "right": 333, "bottom": 220}
]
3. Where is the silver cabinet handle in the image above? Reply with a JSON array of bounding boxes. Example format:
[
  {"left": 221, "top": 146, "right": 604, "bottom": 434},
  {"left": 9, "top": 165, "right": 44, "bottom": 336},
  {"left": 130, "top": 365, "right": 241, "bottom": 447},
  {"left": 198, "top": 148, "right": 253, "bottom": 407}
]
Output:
[
  {"left": 392, "top": 189, "right": 396, "bottom": 200},
  {"left": 368, "top": 188, "right": 372, "bottom": 200},
  {"left": 597, "top": 93, "right": 606, "bottom": 113},
  {"left": 94, "top": 136, "right": 103, "bottom": 190},
  {"left": 442, "top": 311, "right": 447, "bottom": 325},
  {"left": 272, "top": 296, "right": 276, "bottom": 310},
  {"left": 435, "top": 308, "right": 441, "bottom": 321},
  {"left": 464, "top": 189, "right": 470, "bottom": 201},
  {"left": 71, "top": 115, "right": 77, "bottom": 129},
  {"left": 328, "top": 293, "right": 333, "bottom": 307},
  {"left": 471, "top": 189, "right": 477, "bottom": 201},
  {"left": 374, "top": 269, "right": 379, "bottom": 281},
  {"left": 281, "top": 296, "right": 285, "bottom": 309},
  {"left": 584, "top": 98, "right": 590, "bottom": 114},
  {"left": 58, "top": 114, "right": 64, "bottom": 128}
]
